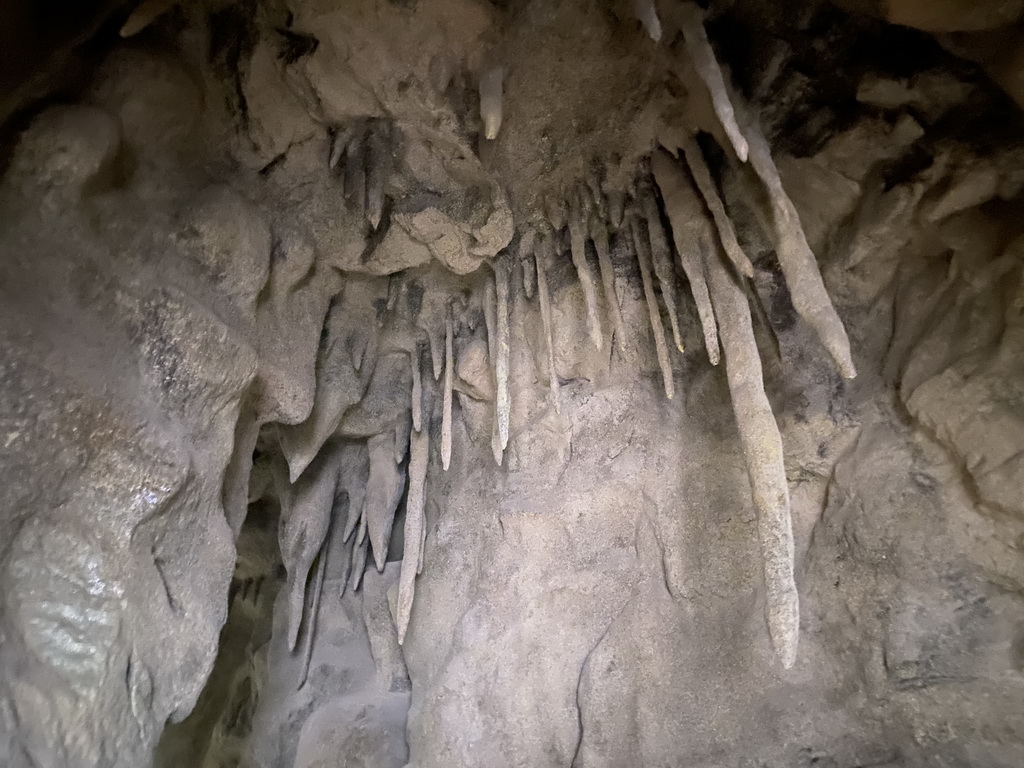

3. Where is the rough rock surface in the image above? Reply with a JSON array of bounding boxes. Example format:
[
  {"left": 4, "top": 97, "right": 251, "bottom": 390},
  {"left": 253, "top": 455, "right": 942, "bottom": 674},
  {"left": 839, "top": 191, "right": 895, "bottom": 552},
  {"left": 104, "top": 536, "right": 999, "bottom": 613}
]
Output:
[{"left": 1, "top": 1, "right": 1024, "bottom": 768}]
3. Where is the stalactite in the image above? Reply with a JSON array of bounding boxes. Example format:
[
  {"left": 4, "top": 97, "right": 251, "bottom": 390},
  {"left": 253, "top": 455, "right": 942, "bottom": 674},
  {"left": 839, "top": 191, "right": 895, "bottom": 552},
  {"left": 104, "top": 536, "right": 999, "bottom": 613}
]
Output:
[
  {"left": 651, "top": 149, "right": 721, "bottom": 365},
  {"left": 639, "top": 183, "right": 685, "bottom": 352},
  {"left": 396, "top": 422, "right": 429, "bottom": 645},
  {"left": 746, "top": 273, "right": 784, "bottom": 365},
  {"left": 386, "top": 274, "right": 401, "bottom": 312},
  {"left": 630, "top": 218, "right": 674, "bottom": 399},
  {"left": 394, "top": 411, "right": 411, "bottom": 464},
  {"left": 339, "top": 443, "right": 369, "bottom": 543},
  {"left": 329, "top": 134, "right": 344, "bottom": 170},
  {"left": 673, "top": 140, "right": 752, "bottom": 282},
  {"left": 426, "top": 323, "right": 443, "bottom": 381},
  {"left": 280, "top": 335, "right": 362, "bottom": 483},
  {"left": 484, "top": 274, "right": 505, "bottom": 465},
  {"left": 335, "top": 524, "right": 353, "bottom": 599},
  {"left": 569, "top": 189, "right": 605, "bottom": 350},
  {"left": 344, "top": 126, "right": 367, "bottom": 220},
  {"left": 495, "top": 259, "right": 511, "bottom": 451},
  {"left": 520, "top": 229, "right": 537, "bottom": 299},
  {"left": 282, "top": 447, "right": 343, "bottom": 653},
  {"left": 634, "top": 0, "right": 663, "bottom": 42},
  {"left": 351, "top": 328, "right": 373, "bottom": 373},
  {"left": 365, "top": 432, "right": 407, "bottom": 572},
  {"left": 297, "top": 541, "right": 327, "bottom": 690},
  {"left": 418, "top": 512, "right": 427, "bottom": 575},
  {"left": 120, "top": 0, "right": 178, "bottom": 37},
  {"left": 484, "top": 274, "right": 498, "bottom": 371},
  {"left": 677, "top": 2, "right": 749, "bottom": 162},
  {"left": 535, "top": 234, "right": 561, "bottom": 413},
  {"left": 590, "top": 217, "right": 627, "bottom": 353},
  {"left": 442, "top": 312, "right": 454, "bottom": 470},
  {"left": 411, "top": 345, "right": 423, "bottom": 433},
  {"left": 480, "top": 66, "right": 504, "bottom": 140},
  {"left": 732, "top": 102, "right": 858, "bottom": 379},
  {"left": 417, "top": 382, "right": 430, "bottom": 574},
  {"left": 701, "top": 235, "right": 799, "bottom": 669},
  {"left": 356, "top": 506, "right": 367, "bottom": 547},
  {"left": 329, "top": 124, "right": 355, "bottom": 169},
  {"left": 350, "top": 536, "right": 369, "bottom": 592},
  {"left": 365, "top": 120, "right": 391, "bottom": 230}
]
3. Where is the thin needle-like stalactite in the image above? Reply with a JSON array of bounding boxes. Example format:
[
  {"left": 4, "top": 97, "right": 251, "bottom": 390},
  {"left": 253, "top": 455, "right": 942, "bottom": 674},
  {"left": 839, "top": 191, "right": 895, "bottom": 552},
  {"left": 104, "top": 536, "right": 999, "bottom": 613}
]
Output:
[
  {"left": 569, "top": 190, "right": 605, "bottom": 351},
  {"left": 396, "top": 421, "right": 429, "bottom": 644},
  {"left": 442, "top": 311, "right": 454, "bottom": 470},
  {"left": 535, "top": 233, "right": 561, "bottom": 413},
  {"left": 701, "top": 237, "right": 799, "bottom": 668},
  {"left": 630, "top": 218, "right": 675, "bottom": 400},
  {"left": 652, "top": 149, "right": 721, "bottom": 365}
]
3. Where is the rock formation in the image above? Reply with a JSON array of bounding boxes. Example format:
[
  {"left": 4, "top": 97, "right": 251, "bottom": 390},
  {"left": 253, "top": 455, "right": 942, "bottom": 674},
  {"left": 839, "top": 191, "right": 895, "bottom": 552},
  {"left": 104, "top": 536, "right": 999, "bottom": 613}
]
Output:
[{"left": 2, "top": 0, "right": 1024, "bottom": 766}]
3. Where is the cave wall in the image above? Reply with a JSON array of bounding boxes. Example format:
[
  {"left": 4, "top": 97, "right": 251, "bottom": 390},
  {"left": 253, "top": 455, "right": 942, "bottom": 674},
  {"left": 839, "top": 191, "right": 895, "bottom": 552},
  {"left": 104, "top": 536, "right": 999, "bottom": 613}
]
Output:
[{"left": 1, "top": 1, "right": 1024, "bottom": 767}]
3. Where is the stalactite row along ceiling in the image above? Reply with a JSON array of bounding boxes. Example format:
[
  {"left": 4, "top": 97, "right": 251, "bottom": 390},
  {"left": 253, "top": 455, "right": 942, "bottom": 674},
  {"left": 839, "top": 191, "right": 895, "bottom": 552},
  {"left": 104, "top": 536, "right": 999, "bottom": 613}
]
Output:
[{"left": 2, "top": 0, "right": 1024, "bottom": 767}]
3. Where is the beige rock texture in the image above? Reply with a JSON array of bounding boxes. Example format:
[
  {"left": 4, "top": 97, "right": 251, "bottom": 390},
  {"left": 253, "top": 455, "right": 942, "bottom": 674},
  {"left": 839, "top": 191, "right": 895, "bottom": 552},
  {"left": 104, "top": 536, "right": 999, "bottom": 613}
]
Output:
[{"left": 1, "top": 1, "right": 1024, "bottom": 768}]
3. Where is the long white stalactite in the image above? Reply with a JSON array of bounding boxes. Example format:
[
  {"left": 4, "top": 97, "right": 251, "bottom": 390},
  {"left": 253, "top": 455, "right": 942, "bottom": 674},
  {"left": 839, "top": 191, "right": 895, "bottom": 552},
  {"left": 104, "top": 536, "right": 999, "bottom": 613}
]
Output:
[
  {"left": 396, "top": 421, "right": 429, "bottom": 645},
  {"left": 411, "top": 346, "right": 422, "bottom": 433},
  {"left": 630, "top": 218, "right": 674, "bottom": 399},
  {"left": 442, "top": 312, "right": 454, "bottom": 470},
  {"left": 484, "top": 276, "right": 504, "bottom": 465},
  {"left": 535, "top": 234, "right": 561, "bottom": 413},
  {"left": 651, "top": 149, "right": 721, "bottom": 365},
  {"left": 701, "top": 235, "right": 799, "bottom": 669},
  {"left": 485, "top": 276, "right": 498, "bottom": 368},
  {"left": 365, "top": 432, "right": 406, "bottom": 572},
  {"left": 639, "top": 185, "right": 686, "bottom": 353},
  {"left": 417, "top": 490, "right": 428, "bottom": 576},
  {"left": 495, "top": 260, "right": 511, "bottom": 452},
  {"left": 298, "top": 539, "right": 328, "bottom": 690},
  {"left": 678, "top": 2, "right": 749, "bottom": 162},
  {"left": 591, "top": 218, "right": 627, "bottom": 353},
  {"left": 679, "top": 138, "right": 755, "bottom": 280},
  {"left": 733, "top": 103, "right": 858, "bottom": 379}
]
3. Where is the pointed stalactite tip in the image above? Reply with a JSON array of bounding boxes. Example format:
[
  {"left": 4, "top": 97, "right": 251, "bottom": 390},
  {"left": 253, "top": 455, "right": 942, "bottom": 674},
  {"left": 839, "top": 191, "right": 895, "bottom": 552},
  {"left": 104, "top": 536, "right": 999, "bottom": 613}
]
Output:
[
  {"left": 634, "top": 0, "right": 662, "bottom": 42},
  {"left": 480, "top": 66, "right": 505, "bottom": 141}
]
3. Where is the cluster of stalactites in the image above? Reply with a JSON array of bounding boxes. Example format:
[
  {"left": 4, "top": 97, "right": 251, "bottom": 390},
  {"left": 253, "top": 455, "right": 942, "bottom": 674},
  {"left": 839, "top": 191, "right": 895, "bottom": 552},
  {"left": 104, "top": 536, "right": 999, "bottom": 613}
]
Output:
[
  {"left": 329, "top": 118, "right": 395, "bottom": 231},
  {"left": 265, "top": 256, "right": 525, "bottom": 670},
  {"left": 262, "top": 1, "right": 853, "bottom": 672},
  {"left": 249, "top": 282, "right": 443, "bottom": 695},
  {"left": 504, "top": 1, "right": 855, "bottom": 669}
]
